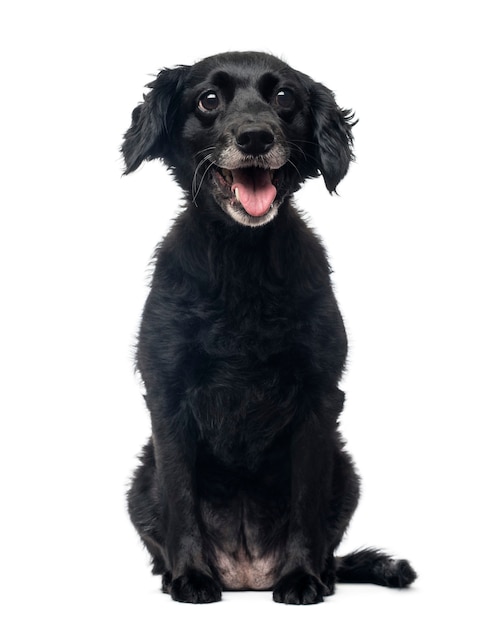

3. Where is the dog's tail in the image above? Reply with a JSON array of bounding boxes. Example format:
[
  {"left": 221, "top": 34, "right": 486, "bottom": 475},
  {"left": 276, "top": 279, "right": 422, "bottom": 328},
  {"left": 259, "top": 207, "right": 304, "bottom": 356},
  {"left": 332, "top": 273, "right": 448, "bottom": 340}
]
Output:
[{"left": 335, "top": 548, "right": 417, "bottom": 588}]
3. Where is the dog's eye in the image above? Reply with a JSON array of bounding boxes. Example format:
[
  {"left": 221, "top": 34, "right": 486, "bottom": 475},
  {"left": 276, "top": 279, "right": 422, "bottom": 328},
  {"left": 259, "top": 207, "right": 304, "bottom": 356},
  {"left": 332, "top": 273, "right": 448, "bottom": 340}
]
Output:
[
  {"left": 198, "top": 91, "right": 220, "bottom": 112},
  {"left": 275, "top": 88, "right": 295, "bottom": 109}
]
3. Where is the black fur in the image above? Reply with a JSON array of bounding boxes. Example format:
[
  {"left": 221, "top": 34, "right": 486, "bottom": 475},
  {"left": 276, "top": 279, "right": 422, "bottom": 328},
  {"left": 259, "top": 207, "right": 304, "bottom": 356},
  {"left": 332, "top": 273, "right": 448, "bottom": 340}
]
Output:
[{"left": 122, "top": 51, "right": 416, "bottom": 604}]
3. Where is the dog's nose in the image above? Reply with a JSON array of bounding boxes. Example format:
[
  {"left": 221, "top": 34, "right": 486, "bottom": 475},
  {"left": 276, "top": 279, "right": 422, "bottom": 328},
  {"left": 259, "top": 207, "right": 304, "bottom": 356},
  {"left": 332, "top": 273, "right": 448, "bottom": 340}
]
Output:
[{"left": 236, "top": 126, "right": 275, "bottom": 155}]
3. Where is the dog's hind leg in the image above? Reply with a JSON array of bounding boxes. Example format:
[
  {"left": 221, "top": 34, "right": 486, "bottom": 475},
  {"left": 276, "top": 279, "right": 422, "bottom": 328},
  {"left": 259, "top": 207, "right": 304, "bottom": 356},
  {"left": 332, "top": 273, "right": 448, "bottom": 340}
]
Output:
[
  {"left": 127, "top": 440, "right": 170, "bottom": 578},
  {"left": 319, "top": 445, "right": 361, "bottom": 596},
  {"left": 321, "top": 448, "right": 416, "bottom": 591}
]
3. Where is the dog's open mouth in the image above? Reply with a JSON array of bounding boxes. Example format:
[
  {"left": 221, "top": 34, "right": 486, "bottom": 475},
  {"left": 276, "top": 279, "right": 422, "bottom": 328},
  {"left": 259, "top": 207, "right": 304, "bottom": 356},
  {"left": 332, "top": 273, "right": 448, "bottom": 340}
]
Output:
[{"left": 215, "top": 167, "right": 279, "bottom": 218}]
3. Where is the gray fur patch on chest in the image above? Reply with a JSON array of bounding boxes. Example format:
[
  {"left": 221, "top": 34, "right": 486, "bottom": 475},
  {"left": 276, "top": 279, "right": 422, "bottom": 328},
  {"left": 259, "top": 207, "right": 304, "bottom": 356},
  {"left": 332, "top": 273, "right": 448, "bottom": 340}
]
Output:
[
  {"left": 200, "top": 499, "right": 283, "bottom": 590},
  {"left": 215, "top": 548, "right": 277, "bottom": 590}
]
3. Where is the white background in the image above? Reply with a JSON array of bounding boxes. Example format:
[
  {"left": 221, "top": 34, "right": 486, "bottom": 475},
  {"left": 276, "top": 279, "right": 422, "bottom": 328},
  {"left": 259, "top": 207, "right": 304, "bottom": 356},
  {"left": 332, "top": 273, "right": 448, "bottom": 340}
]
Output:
[{"left": 1, "top": 1, "right": 503, "bottom": 624}]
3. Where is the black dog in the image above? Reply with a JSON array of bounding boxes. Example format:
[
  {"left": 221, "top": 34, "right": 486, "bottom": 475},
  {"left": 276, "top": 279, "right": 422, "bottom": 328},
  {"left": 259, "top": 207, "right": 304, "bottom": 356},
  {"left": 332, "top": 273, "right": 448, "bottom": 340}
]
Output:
[{"left": 122, "top": 51, "right": 416, "bottom": 604}]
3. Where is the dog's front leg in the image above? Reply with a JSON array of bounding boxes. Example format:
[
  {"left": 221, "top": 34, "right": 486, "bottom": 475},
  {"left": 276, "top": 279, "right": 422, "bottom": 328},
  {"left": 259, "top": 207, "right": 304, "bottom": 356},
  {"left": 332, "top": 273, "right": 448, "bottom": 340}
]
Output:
[
  {"left": 273, "top": 413, "right": 334, "bottom": 605},
  {"left": 151, "top": 416, "right": 222, "bottom": 603}
]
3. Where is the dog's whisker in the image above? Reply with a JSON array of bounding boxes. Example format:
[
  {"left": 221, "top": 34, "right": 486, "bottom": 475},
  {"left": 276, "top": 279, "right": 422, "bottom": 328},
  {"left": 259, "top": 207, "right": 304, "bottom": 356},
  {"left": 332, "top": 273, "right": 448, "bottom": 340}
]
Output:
[
  {"left": 289, "top": 138, "right": 319, "bottom": 147},
  {"left": 191, "top": 149, "right": 217, "bottom": 200},
  {"left": 192, "top": 153, "right": 214, "bottom": 194},
  {"left": 192, "top": 155, "right": 216, "bottom": 204},
  {"left": 286, "top": 141, "right": 317, "bottom": 165},
  {"left": 194, "top": 146, "right": 217, "bottom": 159},
  {"left": 287, "top": 158, "right": 302, "bottom": 180}
]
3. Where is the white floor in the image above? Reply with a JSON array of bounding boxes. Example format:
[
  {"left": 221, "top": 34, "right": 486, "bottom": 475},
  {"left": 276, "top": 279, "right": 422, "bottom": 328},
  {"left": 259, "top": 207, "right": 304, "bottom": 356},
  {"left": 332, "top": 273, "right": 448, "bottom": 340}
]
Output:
[
  {"left": 6, "top": 553, "right": 497, "bottom": 626},
  {"left": 3, "top": 494, "right": 500, "bottom": 626}
]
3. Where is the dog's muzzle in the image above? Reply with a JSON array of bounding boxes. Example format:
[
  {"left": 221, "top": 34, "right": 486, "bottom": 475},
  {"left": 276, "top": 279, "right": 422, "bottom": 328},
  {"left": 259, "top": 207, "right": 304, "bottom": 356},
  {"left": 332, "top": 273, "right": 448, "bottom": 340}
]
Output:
[
  {"left": 218, "top": 166, "right": 277, "bottom": 218},
  {"left": 209, "top": 130, "right": 288, "bottom": 226}
]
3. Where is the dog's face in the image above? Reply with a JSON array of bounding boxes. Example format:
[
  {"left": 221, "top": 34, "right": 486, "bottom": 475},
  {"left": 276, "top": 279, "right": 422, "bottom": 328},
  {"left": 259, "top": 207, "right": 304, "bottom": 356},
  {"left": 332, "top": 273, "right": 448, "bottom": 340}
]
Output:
[{"left": 122, "top": 52, "right": 355, "bottom": 227}]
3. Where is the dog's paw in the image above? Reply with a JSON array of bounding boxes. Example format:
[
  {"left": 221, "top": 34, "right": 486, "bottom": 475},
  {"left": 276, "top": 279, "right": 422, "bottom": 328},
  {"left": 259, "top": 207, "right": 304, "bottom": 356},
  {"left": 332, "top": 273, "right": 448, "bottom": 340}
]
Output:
[
  {"left": 320, "top": 570, "right": 337, "bottom": 596},
  {"left": 169, "top": 569, "right": 222, "bottom": 603},
  {"left": 161, "top": 571, "right": 172, "bottom": 593},
  {"left": 273, "top": 569, "right": 326, "bottom": 605}
]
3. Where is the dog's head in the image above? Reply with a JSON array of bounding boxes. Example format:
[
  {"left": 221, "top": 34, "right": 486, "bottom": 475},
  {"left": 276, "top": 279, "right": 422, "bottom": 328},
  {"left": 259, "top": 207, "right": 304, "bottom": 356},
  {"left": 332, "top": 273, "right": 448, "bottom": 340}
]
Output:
[{"left": 122, "top": 52, "right": 355, "bottom": 227}]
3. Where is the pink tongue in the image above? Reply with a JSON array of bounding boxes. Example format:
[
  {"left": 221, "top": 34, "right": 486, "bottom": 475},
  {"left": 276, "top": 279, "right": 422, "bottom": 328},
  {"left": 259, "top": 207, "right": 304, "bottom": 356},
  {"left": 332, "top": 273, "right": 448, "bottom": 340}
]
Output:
[{"left": 231, "top": 168, "right": 277, "bottom": 217}]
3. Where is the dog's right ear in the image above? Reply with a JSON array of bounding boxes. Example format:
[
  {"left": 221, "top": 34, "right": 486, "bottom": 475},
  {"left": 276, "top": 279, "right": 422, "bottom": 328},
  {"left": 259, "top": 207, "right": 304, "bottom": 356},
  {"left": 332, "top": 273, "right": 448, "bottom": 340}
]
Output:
[{"left": 121, "top": 66, "right": 189, "bottom": 174}]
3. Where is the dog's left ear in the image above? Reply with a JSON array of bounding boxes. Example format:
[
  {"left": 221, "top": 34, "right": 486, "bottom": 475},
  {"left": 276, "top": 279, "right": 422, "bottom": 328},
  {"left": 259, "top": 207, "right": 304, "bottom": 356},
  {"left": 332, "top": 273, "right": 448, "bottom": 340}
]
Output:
[
  {"left": 309, "top": 81, "right": 356, "bottom": 193},
  {"left": 121, "top": 66, "right": 189, "bottom": 174}
]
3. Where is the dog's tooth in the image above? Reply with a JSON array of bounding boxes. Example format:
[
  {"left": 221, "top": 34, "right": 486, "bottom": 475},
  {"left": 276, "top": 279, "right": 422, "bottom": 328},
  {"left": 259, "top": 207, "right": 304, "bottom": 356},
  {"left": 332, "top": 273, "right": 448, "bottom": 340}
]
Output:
[{"left": 234, "top": 187, "right": 240, "bottom": 202}]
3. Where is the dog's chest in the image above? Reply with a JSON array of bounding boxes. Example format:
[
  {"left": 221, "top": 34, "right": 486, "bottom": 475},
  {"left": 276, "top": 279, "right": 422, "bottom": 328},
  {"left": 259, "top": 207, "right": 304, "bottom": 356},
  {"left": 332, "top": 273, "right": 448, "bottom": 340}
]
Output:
[
  {"left": 197, "top": 280, "right": 300, "bottom": 358},
  {"left": 184, "top": 291, "right": 303, "bottom": 462},
  {"left": 190, "top": 372, "right": 296, "bottom": 467}
]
